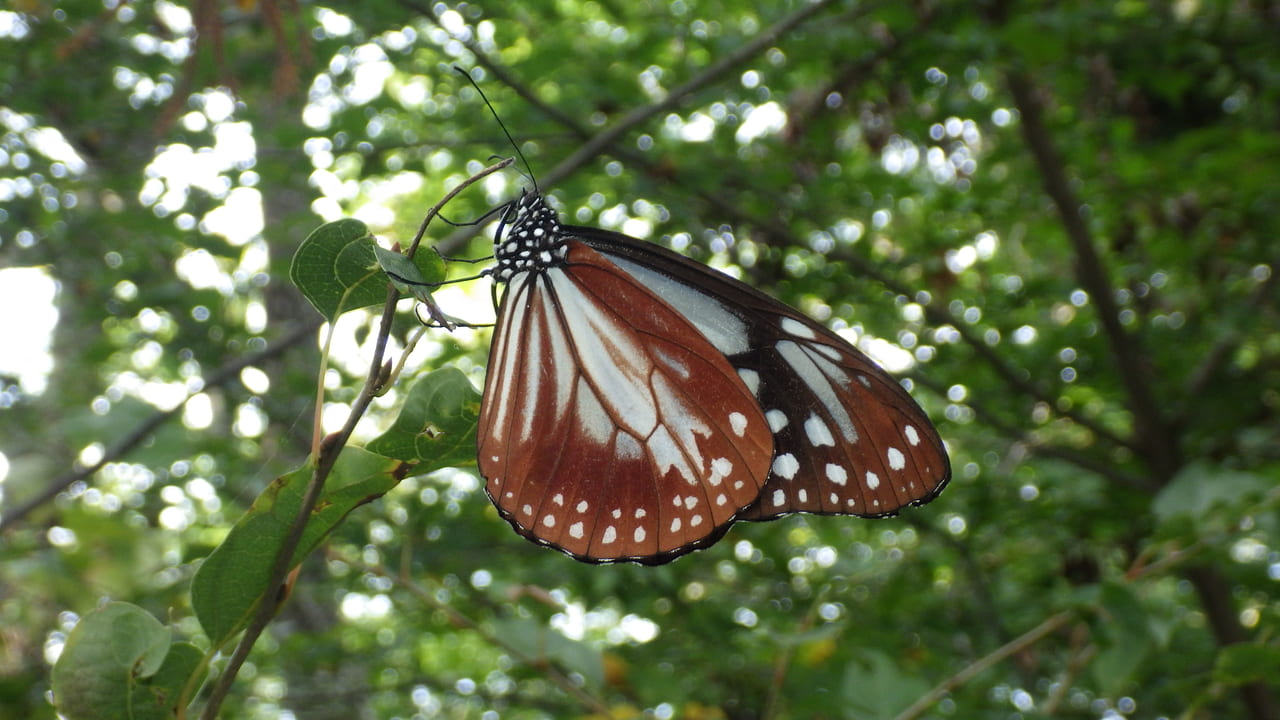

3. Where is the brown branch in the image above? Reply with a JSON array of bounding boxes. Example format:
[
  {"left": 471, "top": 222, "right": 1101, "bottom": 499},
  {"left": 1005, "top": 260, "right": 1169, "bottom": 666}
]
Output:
[
  {"left": 199, "top": 164, "right": 501, "bottom": 719},
  {"left": 1005, "top": 71, "right": 1180, "bottom": 484},
  {"left": 362, "top": 558, "right": 617, "bottom": 717},
  {"left": 1181, "top": 267, "right": 1279, "bottom": 413},
  {"left": 200, "top": 289, "right": 400, "bottom": 720},
  {"left": 538, "top": 0, "right": 842, "bottom": 192},
  {"left": 1185, "top": 565, "right": 1279, "bottom": 720},
  {"left": 0, "top": 319, "right": 322, "bottom": 534},
  {"left": 908, "top": 371, "right": 1154, "bottom": 491},
  {"left": 422, "top": 0, "right": 844, "bottom": 255},
  {"left": 816, "top": 241, "right": 1138, "bottom": 452},
  {"left": 894, "top": 611, "right": 1076, "bottom": 720}
]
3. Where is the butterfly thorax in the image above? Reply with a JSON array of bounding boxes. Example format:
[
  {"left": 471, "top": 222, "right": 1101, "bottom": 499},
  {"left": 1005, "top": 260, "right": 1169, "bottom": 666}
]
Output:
[{"left": 492, "top": 191, "right": 568, "bottom": 283}]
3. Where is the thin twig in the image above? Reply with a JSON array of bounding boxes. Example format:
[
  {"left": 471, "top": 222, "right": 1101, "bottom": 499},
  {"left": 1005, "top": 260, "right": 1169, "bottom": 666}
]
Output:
[
  {"left": 1180, "top": 268, "right": 1278, "bottom": 414},
  {"left": 893, "top": 611, "right": 1075, "bottom": 720},
  {"left": 199, "top": 164, "right": 502, "bottom": 718},
  {"left": 827, "top": 244, "right": 1139, "bottom": 454},
  {"left": 362, "top": 557, "right": 617, "bottom": 718},
  {"left": 404, "top": 156, "right": 514, "bottom": 259},
  {"left": 422, "top": 0, "right": 844, "bottom": 256},
  {"left": 0, "top": 319, "right": 321, "bottom": 533},
  {"left": 761, "top": 587, "right": 829, "bottom": 720},
  {"left": 200, "top": 287, "right": 400, "bottom": 720}
]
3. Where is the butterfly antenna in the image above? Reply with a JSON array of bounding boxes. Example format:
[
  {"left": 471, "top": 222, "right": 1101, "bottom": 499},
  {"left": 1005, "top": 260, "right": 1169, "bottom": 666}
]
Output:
[{"left": 453, "top": 65, "right": 538, "bottom": 193}]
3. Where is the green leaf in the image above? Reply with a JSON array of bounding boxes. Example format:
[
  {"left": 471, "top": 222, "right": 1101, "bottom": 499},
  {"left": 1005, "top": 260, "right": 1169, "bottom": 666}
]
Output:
[
  {"left": 289, "top": 219, "right": 387, "bottom": 321},
  {"left": 841, "top": 650, "right": 931, "bottom": 720},
  {"left": 373, "top": 244, "right": 448, "bottom": 304},
  {"left": 191, "top": 447, "right": 406, "bottom": 645},
  {"left": 129, "top": 643, "right": 205, "bottom": 720},
  {"left": 290, "top": 219, "right": 452, "bottom": 321},
  {"left": 51, "top": 602, "right": 172, "bottom": 720},
  {"left": 1213, "top": 643, "right": 1280, "bottom": 687},
  {"left": 366, "top": 367, "right": 482, "bottom": 469},
  {"left": 489, "top": 617, "right": 604, "bottom": 690},
  {"left": 1091, "top": 582, "right": 1154, "bottom": 695},
  {"left": 1152, "top": 462, "right": 1271, "bottom": 522}
]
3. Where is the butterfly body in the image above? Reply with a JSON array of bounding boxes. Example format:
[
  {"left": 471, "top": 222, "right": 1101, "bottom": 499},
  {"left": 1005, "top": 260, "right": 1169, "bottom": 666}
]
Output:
[{"left": 478, "top": 191, "right": 949, "bottom": 564}]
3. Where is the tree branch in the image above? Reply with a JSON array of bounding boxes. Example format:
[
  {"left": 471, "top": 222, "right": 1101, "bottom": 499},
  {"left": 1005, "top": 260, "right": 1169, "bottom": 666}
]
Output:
[
  {"left": 198, "top": 164, "right": 501, "bottom": 719},
  {"left": 894, "top": 610, "right": 1075, "bottom": 720},
  {"left": 421, "top": 0, "right": 844, "bottom": 255},
  {"left": 0, "top": 319, "right": 321, "bottom": 534},
  {"left": 1005, "top": 71, "right": 1180, "bottom": 484}
]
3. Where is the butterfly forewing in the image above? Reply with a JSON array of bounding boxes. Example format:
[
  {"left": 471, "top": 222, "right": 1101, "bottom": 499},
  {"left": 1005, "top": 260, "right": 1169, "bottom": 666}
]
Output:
[
  {"left": 479, "top": 239, "right": 774, "bottom": 563},
  {"left": 569, "top": 226, "right": 951, "bottom": 521}
]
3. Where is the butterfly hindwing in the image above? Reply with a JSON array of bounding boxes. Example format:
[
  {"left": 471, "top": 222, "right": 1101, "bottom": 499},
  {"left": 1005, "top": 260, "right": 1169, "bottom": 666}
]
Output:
[{"left": 569, "top": 225, "right": 951, "bottom": 521}]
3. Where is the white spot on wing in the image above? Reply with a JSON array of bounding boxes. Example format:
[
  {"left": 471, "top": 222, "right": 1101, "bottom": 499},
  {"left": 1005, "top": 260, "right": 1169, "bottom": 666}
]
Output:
[
  {"left": 772, "top": 453, "right": 800, "bottom": 479},
  {"left": 542, "top": 515, "right": 556, "bottom": 527},
  {"left": 826, "top": 463, "right": 848, "bottom": 486},
  {"left": 670, "top": 518, "right": 682, "bottom": 532},
  {"left": 813, "top": 343, "right": 841, "bottom": 361},
  {"left": 710, "top": 457, "right": 732, "bottom": 485},
  {"left": 569, "top": 521, "right": 584, "bottom": 539},
  {"left": 737, "top": 368, "right": 761, "bottom": 396},
  {"left": 576, "top": 500, "right": 589, "bottom": 513},
  {"left": 797, "top": 489, "right": 808, "bottom": 503},
  {"left": 772, "top": 489, "right": 786, "bottom": 506},
  {"left": 634, "top": 526, "right": 647, "bottom": 543},
  {"left": 887, "top": 447, "right": 906, "bottom": 470},
  {"left": 729, "top": 412, "right": 749, "bottom": 437},
  {"left": 766, "top": 409, "right": 788, "bottom": 433},
  {"left": 866, "top": 471, "right": 880, "bottom": 490},
  {"left": 634, "top": 508, "right": 647, "bottom": 519},
  {"left": 904, "top": 425, "right": 921, "bottom": 446},
  {"left": 603, "top": 526, "right": 617, "bottom": 543},
  {"left": 522, "top": 504, "right": 533, "bottom": 516},
  {"left": 552, "top": 493, "right": 564, "bottom": 506}
]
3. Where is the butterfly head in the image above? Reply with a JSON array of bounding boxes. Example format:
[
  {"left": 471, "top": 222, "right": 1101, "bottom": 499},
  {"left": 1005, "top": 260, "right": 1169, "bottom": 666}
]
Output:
[{"left": 492, "top": 190, "right": 567, "bottom": 283}]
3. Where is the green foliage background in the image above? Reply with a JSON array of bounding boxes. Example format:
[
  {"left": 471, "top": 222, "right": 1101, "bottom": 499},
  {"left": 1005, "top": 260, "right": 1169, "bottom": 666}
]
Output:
[{"left": 2, "top": 1, "right": 1278, "bottom": 718}]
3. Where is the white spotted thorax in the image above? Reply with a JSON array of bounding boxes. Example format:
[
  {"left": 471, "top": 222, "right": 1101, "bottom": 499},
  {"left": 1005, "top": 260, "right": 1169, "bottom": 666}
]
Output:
[{"left": 492, "top": 191, "right": 568, "bottom": 283}]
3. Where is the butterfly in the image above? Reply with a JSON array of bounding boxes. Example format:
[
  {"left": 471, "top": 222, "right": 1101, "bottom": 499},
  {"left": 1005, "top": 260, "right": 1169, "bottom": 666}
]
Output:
[{"left": 475, "top": 189, "right": 950, "bottom": 564}]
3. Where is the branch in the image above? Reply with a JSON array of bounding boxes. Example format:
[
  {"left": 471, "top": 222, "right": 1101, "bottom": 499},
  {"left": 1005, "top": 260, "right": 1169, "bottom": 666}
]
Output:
[
  {"left": 1180, "top": 267, "right": 1278, "bottom": 414},
  {"left": 828, "top": 245, "right": 1140, "bottom": 454},
  {"left": 362, "top": 558, "right": 617, "bottom": 718},
  {"left": 909, "top": 371, "right": 1154, "bottom": 491},
  {"left": 200, "top": 289, "right": 400, "bottom": 720},
  {"left": 893, "top": 611, "right": 1075, "bottom": 720},
  {"left": 538, "top": 0, "right": 842, "bottom": 192},
  {"left": 421, "top": 0, "right": 844, "bottom": 255},
  {"left": 0, "top": 319, "right": 321, "bottom": 534},
  {"left": 1005, "top": 71, "right": 1180, "bottom": 483},
  {"left": 199, "top": 164, "right": 501, "bottom": 719}
]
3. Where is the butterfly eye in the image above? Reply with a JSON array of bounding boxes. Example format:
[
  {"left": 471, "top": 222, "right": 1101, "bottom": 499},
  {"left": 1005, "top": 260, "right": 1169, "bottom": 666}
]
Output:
[{"left": 477, "top": 191, "right": 949, "bottom": 564}]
